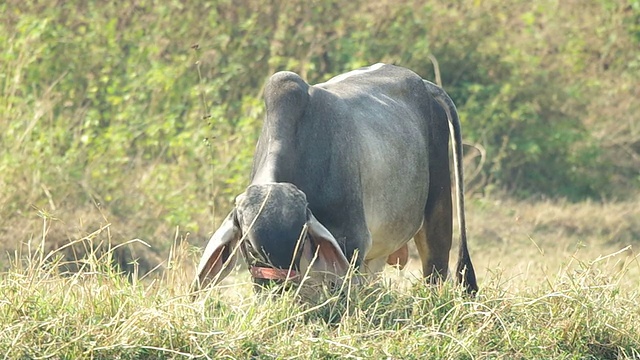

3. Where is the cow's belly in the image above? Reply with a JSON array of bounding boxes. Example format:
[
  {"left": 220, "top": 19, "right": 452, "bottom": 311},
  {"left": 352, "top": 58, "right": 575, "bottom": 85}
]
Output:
[
  {"left": 358, "top": 119, "right": 429, "bottom": 261},
  {"left": 364, "top": 196, "right": 426, "bottom": 261}
]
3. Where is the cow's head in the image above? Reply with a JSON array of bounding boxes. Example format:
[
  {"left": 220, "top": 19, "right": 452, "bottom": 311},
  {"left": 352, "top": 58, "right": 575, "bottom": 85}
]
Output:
[{"left": 193, "top": 183, "right": 350, "bottom": 292}]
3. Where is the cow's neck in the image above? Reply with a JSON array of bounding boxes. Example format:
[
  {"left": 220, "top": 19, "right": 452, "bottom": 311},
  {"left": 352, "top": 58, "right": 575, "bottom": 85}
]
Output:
[{"left": 251, "top": 114, "right": 299, "bottom": 184}]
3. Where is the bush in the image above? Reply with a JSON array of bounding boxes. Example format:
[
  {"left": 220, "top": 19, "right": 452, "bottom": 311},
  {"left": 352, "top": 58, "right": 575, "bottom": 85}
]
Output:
[{"left": 1, "top": 0, "right": 638, "bottom": 267}]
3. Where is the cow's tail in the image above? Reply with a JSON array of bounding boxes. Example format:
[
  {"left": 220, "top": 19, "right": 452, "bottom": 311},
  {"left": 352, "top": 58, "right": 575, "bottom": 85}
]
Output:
[{"left": 430, "top": 85, "right": 478, "bottom": 295}]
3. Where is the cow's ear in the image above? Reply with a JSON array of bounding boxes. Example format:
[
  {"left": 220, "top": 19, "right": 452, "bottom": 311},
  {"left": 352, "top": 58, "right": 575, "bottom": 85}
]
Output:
[
  {"left": 300, "top": 212, "right": 350, "bottom": 279},
  {"left": 193, "top": 209, "right": 241, "bottom": 291}
]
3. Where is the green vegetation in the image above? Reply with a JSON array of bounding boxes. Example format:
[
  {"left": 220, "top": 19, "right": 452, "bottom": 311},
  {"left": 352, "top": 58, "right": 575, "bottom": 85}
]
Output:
[
  {"left": 1, "top": 1, "right": 640, "bottom": 358},
  {"left": 1, "top": 1, "right": 638, "bottom": 260}
]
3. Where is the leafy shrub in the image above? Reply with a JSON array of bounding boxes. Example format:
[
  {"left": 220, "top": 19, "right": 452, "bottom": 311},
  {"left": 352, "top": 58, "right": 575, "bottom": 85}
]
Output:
[{"left": 1, "top": 0, "right": 638, "bottom": 268}]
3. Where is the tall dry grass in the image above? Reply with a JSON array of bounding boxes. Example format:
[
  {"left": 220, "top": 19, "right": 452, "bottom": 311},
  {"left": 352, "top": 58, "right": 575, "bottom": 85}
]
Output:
[{"left": 1, "top": 198, "right": 639, "bottom": 359}]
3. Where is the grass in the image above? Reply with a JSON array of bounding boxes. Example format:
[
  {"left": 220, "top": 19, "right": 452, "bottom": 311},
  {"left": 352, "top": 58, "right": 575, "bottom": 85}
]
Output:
[
  {"left": 1, "top": 201, "right": 639, "bottom": 359},
  {"left": 2, "top": 2, "right": 639, "bottom": 357}
]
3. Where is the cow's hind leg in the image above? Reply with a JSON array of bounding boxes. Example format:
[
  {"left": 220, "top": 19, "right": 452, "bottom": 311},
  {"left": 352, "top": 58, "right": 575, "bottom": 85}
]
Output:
[{"left": 414, "top": 162, "right": 453, "bottom": 285}]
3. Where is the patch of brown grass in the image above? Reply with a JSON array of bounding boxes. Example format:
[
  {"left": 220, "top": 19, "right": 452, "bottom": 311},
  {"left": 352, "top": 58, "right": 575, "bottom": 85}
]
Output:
[{"left": 466, "top": 196, "right": 640, "bottom": 289}]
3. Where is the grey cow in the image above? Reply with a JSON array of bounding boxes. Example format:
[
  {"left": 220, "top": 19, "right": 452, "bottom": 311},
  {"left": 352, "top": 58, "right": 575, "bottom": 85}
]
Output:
[{"left": 193, "top": 63, "right": 478, "bottom": 294}]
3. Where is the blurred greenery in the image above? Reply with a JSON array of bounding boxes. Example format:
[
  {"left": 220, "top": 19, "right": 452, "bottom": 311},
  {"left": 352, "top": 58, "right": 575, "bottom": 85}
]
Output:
[{"left": 1, "top": 0, "right": 638, "bottom": 271}]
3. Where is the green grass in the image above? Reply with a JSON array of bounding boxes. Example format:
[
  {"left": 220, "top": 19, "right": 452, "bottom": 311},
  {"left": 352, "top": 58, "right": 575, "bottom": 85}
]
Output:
[{"left": 1, "top": 222, "right": 638, "bottom": 359}]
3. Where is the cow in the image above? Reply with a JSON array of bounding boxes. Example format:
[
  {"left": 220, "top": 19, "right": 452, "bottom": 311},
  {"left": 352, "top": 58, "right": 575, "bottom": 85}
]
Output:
[{"left": 193, "top": 63, "right": 478, "bottom": 295}]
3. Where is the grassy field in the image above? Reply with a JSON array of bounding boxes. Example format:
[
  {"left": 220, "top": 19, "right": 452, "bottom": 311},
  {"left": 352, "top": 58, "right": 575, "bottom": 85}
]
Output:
[
  {"left": 1, "top": 198, "right": 638, "bottom": 359},
  {"left": 2, "top": 1, "right": 639, "bottom": 358}
]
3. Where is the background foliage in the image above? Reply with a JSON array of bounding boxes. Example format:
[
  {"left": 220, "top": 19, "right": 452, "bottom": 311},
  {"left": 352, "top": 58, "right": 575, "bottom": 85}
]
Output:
[{"left": 1, "top": 0, "right": 639, "bottom": 270}]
